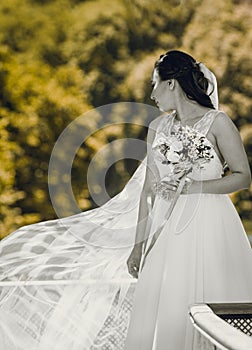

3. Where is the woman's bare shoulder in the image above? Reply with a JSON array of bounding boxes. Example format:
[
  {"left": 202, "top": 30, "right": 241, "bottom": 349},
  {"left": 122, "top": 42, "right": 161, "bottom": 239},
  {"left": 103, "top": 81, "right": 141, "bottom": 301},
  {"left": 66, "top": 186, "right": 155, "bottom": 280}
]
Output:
[
  {"left": 213, "top": 110, "right": 235, "bottom": 127},
  {"left": 211, "top": 110, "right": 239, "bottom": 137}
]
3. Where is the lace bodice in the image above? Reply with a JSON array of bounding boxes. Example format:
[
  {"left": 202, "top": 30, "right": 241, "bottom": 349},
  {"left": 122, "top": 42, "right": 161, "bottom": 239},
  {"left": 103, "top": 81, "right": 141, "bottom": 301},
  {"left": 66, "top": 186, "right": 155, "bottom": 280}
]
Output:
[{"left": 151, "top": 110, "right": 226, "bottom": 182}]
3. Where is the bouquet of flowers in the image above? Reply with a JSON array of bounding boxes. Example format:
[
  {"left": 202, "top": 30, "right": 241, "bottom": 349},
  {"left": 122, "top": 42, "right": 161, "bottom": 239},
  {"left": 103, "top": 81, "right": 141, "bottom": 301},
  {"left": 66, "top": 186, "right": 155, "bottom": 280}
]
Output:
[{"left": 151, "top": 123, "right": 214, "bottom": 201}]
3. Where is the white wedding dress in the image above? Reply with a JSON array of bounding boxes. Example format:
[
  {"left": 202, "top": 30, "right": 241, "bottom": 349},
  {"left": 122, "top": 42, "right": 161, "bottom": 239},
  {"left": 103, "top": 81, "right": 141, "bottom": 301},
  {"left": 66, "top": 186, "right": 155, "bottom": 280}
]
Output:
[
  {"left": 0, "top": 109, "right": 252, "bottom": 350},
  {"left": 124, "top": 109, "right": 252, "bottom": 350}
]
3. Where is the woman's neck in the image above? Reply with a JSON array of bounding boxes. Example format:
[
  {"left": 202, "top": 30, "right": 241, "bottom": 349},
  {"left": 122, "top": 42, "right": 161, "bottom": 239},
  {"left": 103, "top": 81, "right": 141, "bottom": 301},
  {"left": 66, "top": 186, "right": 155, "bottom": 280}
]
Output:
[{"left": 174, "top": 102, "right": 213, "bottom": 124}]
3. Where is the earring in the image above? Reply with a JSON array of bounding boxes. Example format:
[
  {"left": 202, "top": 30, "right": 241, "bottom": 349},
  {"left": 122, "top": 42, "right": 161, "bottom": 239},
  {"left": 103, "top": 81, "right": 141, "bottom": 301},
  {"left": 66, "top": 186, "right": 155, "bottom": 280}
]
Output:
[{"left": 168, "top": 80, "right": 174, "bottom": 89}]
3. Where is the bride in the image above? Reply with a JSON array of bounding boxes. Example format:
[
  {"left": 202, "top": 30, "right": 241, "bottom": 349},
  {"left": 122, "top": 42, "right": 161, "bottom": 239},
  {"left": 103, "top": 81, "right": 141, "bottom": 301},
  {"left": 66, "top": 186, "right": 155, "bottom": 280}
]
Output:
[
  {"left": 124, "top": 50, "right": 252, "bottom": 349},
  {"left": 0, "top": 50, "right": 251, "bottom": 350}
]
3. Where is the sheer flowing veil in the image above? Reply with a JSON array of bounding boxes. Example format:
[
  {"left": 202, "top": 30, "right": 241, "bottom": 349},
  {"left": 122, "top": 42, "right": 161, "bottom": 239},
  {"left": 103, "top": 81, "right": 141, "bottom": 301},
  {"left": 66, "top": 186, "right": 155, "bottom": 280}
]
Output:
[
  {"left": 0, "top": 154, "right": 149, "bottom": 349},
  {"left": 0, "top": 65, "right": 219, "bottom": 349},
  {"left": 198, "top": 62, "right": 219, "bottom": 109}
]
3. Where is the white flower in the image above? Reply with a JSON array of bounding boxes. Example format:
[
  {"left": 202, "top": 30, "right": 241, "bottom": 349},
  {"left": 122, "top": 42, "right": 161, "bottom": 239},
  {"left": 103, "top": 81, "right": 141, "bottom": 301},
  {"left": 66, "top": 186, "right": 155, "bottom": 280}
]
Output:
[
  {"left": 185, "top": 125, "right": 192, "bottom": 133},
  {"left": 166, "top": 150, "right": 180, "bottom": 162},
  {"left": 170, "top": 140, "right": 183, "bottom": 152},
  {"left": 153, "top": 134, "right": 168, "bottom": 146},
  {"left": 194, "top": 136, "right": 202, "bottom": 146}
]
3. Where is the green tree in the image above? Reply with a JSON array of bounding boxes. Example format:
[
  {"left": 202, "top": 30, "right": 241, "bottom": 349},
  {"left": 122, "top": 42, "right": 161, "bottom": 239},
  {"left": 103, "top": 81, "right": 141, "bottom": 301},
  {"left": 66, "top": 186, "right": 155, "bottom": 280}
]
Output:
[
  {"left": 0, "top": 0, "right": 251, "bottom": 237},
  {"left": 181, "top": 0, "right": 252, "bottom": 221}
]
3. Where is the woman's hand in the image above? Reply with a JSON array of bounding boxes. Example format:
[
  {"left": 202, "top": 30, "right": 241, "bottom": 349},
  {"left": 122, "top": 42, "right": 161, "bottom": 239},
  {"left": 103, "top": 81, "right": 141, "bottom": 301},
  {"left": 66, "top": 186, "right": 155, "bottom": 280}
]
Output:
[
  {"left": 127, "top": 244, "right": 143, "bottom": 279},
  {"left": 160, "top": 179, "right": 180, "bottom": 192},
  {"left": 157, "top": 176, "right": 203, "bottom": 196}
]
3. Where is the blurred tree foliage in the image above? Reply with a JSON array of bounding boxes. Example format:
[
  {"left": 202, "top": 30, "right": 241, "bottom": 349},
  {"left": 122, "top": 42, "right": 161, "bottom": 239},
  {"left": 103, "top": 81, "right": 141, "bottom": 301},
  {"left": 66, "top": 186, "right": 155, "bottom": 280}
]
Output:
[{"left": 0, "top": 0, "right": 251, "bottom": 238}]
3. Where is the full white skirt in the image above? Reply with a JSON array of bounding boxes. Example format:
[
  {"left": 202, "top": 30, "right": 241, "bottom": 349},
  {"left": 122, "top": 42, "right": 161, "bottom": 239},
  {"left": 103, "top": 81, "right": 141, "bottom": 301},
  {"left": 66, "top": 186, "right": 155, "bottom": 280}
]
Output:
[{"left": 124, "top": 193, "right": 252, "bottom": 350}]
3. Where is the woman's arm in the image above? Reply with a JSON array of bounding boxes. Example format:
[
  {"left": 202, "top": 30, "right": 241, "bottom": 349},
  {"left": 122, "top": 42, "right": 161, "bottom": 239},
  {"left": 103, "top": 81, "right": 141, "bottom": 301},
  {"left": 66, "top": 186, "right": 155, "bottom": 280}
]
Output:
[
  {"left": 133, "top": 118, "right": 160, "bottom": 249},
  {"left": 189, "top": 112, "right": 251, "bottom": 194}
]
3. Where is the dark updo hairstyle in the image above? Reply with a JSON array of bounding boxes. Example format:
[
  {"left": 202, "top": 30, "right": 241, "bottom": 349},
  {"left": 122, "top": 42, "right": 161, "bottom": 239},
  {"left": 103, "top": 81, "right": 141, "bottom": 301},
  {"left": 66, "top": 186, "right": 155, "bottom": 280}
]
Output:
[{"left": 154, "top": 50, "right": 215, "bottom": 109}]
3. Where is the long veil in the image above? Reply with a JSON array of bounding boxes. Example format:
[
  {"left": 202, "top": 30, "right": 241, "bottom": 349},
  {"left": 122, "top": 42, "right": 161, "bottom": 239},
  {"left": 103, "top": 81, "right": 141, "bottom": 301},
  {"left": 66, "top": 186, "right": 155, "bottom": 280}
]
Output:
[
  {"left": 0, "top": 154, "right": 149, "bottom": 349},
  {"left": 0, "top": 65, "right": 219, "bottom": 350}
]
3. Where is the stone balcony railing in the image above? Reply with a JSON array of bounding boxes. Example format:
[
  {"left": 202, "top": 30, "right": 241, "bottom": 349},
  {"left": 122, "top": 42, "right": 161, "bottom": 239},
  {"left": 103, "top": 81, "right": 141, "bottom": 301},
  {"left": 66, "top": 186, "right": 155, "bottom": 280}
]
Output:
[{"left": 189, "top": 303, "right": 252, "bottom": 350}]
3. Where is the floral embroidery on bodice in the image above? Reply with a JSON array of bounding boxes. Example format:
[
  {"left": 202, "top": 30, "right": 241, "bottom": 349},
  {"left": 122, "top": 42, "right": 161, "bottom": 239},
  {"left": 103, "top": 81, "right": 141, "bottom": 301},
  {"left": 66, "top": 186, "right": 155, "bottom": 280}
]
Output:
[{"left": 151, "top": 110, "right": 226, "bottom": 181}]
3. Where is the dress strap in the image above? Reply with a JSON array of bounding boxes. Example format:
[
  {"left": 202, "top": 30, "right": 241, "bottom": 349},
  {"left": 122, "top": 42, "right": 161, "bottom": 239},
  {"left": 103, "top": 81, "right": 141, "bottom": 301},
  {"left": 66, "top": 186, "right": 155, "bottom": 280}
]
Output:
[
  {"left": 152, "top": 111, "right": 174, "bottom": 148},
  {"left": 195, "top": 109, "right": 221, "bottom": 136},
  {"left": 156, "top": 111, "right": 174, "bottom": 133}
]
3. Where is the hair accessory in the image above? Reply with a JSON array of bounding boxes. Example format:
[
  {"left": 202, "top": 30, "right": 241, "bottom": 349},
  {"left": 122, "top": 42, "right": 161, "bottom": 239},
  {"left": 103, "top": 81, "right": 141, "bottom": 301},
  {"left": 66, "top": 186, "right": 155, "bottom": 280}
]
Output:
[{"left": 171, "top": 63, "right": 199, "bottom": 78}]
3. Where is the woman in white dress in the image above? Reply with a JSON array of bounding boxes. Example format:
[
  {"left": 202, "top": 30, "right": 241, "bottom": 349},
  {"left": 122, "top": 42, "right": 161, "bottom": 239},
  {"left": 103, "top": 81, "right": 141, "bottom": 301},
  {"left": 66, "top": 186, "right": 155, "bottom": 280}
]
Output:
[
  {"left": 124, "top": 50, "right": 252, "bottom": 350},
  {"left": 0, "top": 50, "right": 251, "bottom": 350}
]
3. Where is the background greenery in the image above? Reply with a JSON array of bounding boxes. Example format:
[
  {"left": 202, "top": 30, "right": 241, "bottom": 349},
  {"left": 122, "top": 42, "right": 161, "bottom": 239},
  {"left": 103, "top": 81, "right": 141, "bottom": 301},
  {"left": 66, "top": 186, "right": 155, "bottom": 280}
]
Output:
[{"left": 0, "top": 0, "right": 252, "bottom": 238}]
